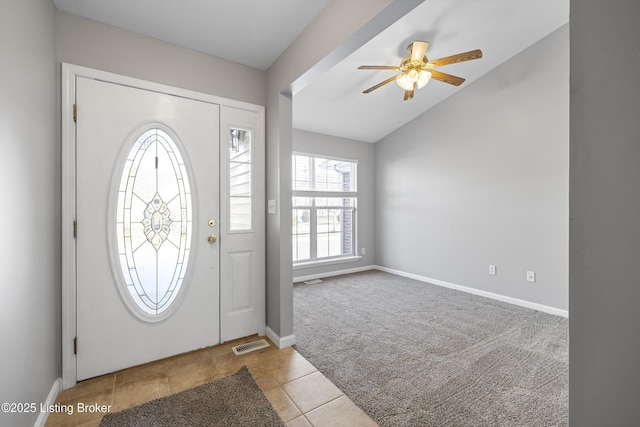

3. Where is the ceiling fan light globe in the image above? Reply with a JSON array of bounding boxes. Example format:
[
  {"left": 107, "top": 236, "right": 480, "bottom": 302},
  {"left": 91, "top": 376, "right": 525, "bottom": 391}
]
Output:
[
  {"left": 396, "top": 75, "right": 414, "bottom": 91},
  {"left": 417, "top": 70, "right": 432, "bottom": 89}
]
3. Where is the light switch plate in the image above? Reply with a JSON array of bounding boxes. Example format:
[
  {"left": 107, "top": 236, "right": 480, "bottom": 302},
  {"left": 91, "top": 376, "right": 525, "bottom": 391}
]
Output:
[{"left": 267, "top": 199, "right": 277, "bottom": 215}]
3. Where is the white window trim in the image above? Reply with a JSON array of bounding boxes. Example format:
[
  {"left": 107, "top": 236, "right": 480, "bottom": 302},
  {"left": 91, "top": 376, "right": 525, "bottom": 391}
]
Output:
[
  {"left": 293, "top": 255, "right": 363, "bottom": 270},
  {"left": 292, "top": 152, "right": 358, "bottom": 266}
]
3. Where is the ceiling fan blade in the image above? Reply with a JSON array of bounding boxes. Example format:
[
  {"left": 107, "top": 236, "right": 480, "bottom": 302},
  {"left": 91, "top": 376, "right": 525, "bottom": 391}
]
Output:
[
  {"left": 358, "top": 65, "right": 401, "bottom": 70},
  {"left": 410, "top": 41, "right": 429, "bottom": 63},
  {"left": 430, "top": 70, "right": 466, "bottom": 86},
  {"left": 404, "top": 89, "right": 414, "bottom": 101},
  {"left": 363, "top": 74, "right": 401, "bottom": 94},
  {"left": 426, "top": 49, "right": 483, "bottom": 69}
]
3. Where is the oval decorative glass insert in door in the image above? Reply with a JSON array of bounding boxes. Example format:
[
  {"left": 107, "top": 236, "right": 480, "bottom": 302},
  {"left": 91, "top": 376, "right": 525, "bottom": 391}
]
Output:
[{"left": 114, "top": 127, "right": 193, "bottom": 319}]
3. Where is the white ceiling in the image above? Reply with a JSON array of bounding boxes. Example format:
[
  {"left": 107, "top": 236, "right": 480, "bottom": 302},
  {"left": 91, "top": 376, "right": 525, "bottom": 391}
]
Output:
[
  {"left": 53, "top": 0, "right": 569, "bottom": 143},
  {"left": 294, "top": 0, "right": 569, "bottom": 142},
  {"left": 52, "top": 0, "right": 331, "bottom": 70}
]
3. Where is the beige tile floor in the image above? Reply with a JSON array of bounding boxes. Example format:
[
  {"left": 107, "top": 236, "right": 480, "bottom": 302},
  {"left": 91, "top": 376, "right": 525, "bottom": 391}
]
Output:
[{"left": 45, "top": 335, "right": 377, "bottom": 427}]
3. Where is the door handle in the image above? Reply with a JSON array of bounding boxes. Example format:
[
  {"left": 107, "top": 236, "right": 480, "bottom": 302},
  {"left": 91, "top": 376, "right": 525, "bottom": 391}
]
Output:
[{"left": 208, "top": 235, "right": 217, "bottom": 244}]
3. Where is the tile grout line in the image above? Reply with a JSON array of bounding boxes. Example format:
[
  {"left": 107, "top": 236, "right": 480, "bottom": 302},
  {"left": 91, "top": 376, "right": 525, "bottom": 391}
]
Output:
[
  {"left": 279, "top": 372, "right": 345, "bottom": 416},
  {"left": 303, "top": 393, "right": 345, "bottom": 416},
  {"left": 279, "top": 369, "right": 318, "bottom": 387},
  {"left": 278, "top": 384, "right": 305, "bottom": 420}
]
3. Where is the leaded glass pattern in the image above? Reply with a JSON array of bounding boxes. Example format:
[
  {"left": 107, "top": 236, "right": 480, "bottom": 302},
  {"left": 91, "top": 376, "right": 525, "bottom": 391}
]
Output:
[{"left": 116, "top": 128, "right": 192, "bottom": 316}]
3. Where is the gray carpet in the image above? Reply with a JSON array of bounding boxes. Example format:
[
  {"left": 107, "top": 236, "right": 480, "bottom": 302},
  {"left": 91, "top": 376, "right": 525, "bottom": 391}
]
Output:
[
  {"left": 100, "top": 366, "right": 284, "bottom": 427},
  {"left": 293, "top": 270, "right": 568, "bottom": 426}
]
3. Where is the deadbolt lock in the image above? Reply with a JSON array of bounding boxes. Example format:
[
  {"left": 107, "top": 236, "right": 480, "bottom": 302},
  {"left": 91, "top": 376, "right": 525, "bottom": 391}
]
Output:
[{"left": 208, "top": 218, "right": 217, "bottom": 227}]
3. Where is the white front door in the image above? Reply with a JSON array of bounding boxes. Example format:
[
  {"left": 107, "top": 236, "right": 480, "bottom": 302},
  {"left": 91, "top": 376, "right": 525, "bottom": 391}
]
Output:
[{"left": 76, "top": 77, "right": 221, "bottom": 380}]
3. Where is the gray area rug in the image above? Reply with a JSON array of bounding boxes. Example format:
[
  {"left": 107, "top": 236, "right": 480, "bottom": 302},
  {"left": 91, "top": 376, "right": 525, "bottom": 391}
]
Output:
[
  {"left": 293, "top": 270, "right": 568, "bottom": 426},
  {"left": 100, "top": 366, "right": 284, "bottom": 427}
]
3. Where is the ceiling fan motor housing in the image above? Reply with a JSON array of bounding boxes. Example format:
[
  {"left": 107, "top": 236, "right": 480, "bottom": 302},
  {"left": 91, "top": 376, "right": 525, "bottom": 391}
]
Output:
[{"left": 398, "top": 56, "right": 432, "bottom": 90}]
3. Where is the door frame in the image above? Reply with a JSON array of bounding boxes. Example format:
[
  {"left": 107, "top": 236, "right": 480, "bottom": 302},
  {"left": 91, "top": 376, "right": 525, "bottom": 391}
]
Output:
[{"left": 61, "top": 63, "right": 265, "bottom": 389}]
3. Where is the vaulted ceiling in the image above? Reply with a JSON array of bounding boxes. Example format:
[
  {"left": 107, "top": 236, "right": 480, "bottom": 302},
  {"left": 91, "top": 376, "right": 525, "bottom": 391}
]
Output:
[
  {"left": 294, "top": 0, "right": 569, "bottom": 142},
  {"left": 53, "top": 0, "right": 569, "bottom": 143}
]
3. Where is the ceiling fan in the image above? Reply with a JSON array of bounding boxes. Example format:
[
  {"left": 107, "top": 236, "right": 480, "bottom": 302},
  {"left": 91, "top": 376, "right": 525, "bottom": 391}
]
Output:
[{"left": 358, "top": 41, "right": 482, "bottom": 101}]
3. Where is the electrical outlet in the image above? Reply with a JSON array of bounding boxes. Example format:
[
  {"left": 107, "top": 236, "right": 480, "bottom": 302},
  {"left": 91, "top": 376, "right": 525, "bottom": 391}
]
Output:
[
  {"left": 527, "top": 271, "right": 536, "bottom": 283},
  {"left": 362, "top": 248, "right": 366, "bottom": 255},
  {"left": 489, "top": 264, "right": 497, "bottom": 275}
]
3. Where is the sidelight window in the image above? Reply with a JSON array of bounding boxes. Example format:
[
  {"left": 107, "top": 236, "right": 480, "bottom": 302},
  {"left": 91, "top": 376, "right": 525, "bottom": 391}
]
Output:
[{"left": 229, "top": 128, "right": 252, "bottom": 231}]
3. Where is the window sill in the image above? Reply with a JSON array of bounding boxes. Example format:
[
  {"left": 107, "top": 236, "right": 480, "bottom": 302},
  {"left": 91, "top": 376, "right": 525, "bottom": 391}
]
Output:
[{"left": 293, "top": 256, "right": 363, "bottom": 270}]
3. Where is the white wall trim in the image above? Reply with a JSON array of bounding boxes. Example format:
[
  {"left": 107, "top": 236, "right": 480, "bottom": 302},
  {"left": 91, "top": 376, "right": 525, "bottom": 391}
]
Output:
[
  {"left": 293, "top": 265, "right": 376, "bottom": 283},
  {"left": 290, "top": 264, "right": 567, "bottom": 317},
  {"left": 266, "top": 326, "right": 296, "bottom": 349},
  {"left": 34, "top": 378, "right": 62, "bottom": 427},
  {"left": 375, "top": 266, "right": 569, "bottom": 318}
]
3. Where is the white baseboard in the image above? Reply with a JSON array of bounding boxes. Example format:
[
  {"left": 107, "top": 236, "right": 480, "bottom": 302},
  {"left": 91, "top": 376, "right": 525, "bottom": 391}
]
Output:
[
  {"left": 266, "top": 326, "right": 296, "bottom": 349},
  {"left": 34, "top": 378, "right": 62, "bottom": 427},
  {"left": 293, "top": 265, "right": 376, "bottom": 284},
  {"left": 375, "top": 266, "right": 569, "bottom": 318}
]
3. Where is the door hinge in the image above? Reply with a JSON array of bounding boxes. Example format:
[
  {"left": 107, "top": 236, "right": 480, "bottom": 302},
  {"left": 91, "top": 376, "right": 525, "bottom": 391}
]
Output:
[
  {"left": 73, "top": 104, "right": 77, "bottom": 122},
  {"left": 73, "top": 337, "right": 77, "bottom": 355},
  {"left": 73, "top": 220, "right": 77, "bottom": 238}
]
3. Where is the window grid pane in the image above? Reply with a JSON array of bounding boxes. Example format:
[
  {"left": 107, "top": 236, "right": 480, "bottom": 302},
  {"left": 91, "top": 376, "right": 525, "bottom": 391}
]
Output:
[
  {"left": 292, "top": 155, "right": 312, "bottom": 191},
  {"left": 316, "top": 208, "right": 352, "bottom": 259},
  {"left": 293, "top": 155, "right": 356, "bottom": 193},
  {"left": 292, "top": 208, "right": 311, "bottom": 261}
]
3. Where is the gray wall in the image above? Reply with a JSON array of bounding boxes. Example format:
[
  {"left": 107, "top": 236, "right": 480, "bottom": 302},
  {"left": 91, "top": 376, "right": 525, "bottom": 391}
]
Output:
[
  {"left": 376, "top": 25, "right": 569, "bottom": 311},
  {"left": 570, "top": 1, "right": 640, "bottom": 425},
  {"left": 292, "top": 130, "right": 376, "bottom": 279},
  {"left": 6, "top": 2, "right": 639, "bottom": 425},
  {"left": 0, "top": 1, "right": 59, "bottom": 426},
  {"left": 57, "top": 11, "right": 267, "bottom": 107},
  {"left": 265, "top": 0, "right": 422, "bottom": 340}
]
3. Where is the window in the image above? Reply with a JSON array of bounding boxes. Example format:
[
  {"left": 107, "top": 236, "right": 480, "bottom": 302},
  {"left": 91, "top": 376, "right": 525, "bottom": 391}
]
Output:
[
  {"left": 115, "top": 128, "right": 192, "bottom": 317},
  {"left": 229, "top": 128, "right": 252, "bottom": 231},
  {"left": 292, "top": 154, "right": 357, "bottom": 264}
]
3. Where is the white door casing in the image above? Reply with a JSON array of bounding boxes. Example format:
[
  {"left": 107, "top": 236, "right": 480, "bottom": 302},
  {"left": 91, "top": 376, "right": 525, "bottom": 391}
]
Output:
[{"left": 61, "top": 64, "right": 266, "bottom": 387}]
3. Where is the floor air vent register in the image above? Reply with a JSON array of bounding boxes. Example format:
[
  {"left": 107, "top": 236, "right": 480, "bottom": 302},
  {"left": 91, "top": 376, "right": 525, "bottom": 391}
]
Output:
[{"left": 232, "top": 339, "right": 270, "bottom": 356}]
